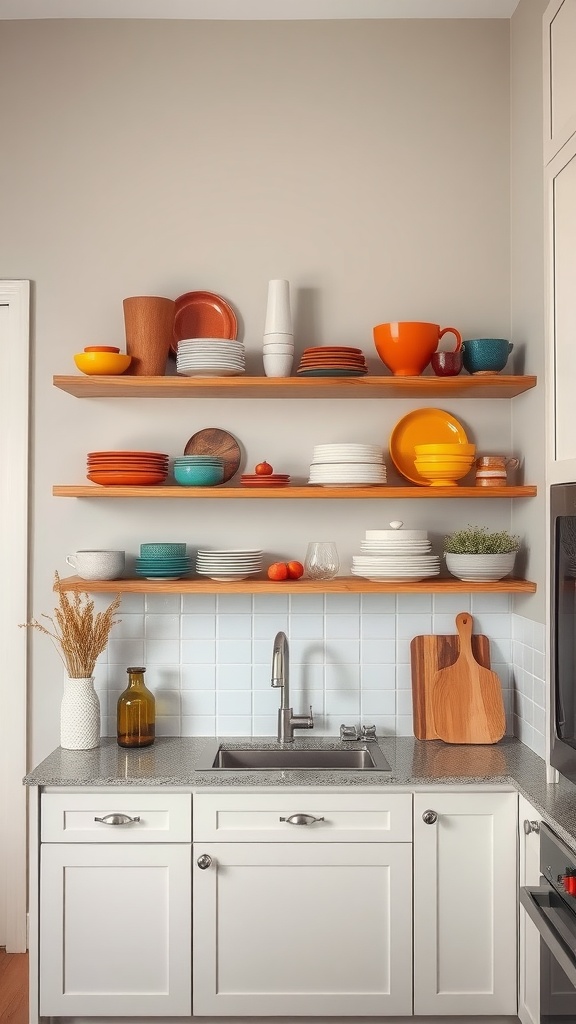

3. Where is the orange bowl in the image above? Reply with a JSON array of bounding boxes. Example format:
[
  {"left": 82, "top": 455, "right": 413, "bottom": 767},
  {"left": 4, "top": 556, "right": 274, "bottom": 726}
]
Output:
[
  {"left": 74, "top": 352, "right": 132, "bottom": 375},
  {"left": 373, "top": 322, "right": 462, "bottom": 376}
]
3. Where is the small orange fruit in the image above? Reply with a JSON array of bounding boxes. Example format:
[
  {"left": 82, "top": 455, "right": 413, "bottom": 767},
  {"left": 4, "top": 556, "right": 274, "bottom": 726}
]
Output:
[
  {"left": 286, "top": 560, "right": 304, "bottom": 580},
  {"left": 267, "top": 562, "right": 288, "bottom": 581},
  {"left": 255, "top": 461, "right": 274, "bottom": 476}
]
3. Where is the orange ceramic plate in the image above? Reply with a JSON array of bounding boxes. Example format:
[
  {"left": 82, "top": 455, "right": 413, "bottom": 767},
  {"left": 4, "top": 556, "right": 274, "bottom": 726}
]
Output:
[
  {"left": 389, "top": 408, "right": 469, "bottom": 486},
  {"left": 87, "top": 471, "right": 167, "bottom": 486},
  {"left": 172, "top": 291, "right": 237, "bottom": 356}
]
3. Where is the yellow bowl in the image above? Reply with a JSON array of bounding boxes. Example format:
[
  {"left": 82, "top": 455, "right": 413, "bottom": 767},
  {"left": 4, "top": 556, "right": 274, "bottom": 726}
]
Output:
[
  {"left": 414, "top": 442, "right": 476, "bottom": 456},
  {"left": 413, "top": 453, "right": 474, "bottom": 464},
  {"left": 74, "top": 352, "right": 132, "bottom": 375},
  {"left": 413, "top": 461, "right": 472, "bottom": 486}
]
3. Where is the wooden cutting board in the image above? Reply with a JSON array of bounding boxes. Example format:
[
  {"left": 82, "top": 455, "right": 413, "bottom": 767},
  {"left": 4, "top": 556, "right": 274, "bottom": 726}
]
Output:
[
  {"left": 431, "top": 612, "right": 506, "bottom": 745},
  {"left": 410, "top": 626, "right": 491, "bottom": 740},
  {"left": 184, "top": 428, "right": 241, "bottom": 482}
]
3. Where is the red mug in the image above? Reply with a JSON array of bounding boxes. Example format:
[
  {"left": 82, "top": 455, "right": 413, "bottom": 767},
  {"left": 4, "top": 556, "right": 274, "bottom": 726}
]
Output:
[{"left": 431, "top": 351, "right": 463, "bottom": 377}]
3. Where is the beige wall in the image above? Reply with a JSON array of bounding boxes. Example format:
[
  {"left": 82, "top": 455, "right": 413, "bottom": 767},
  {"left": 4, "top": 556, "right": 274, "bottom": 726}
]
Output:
[
  {"left": 510, "top": 0, "right": 548, "bottom": 623},
  {"left": 0, "top": 19, "right": 517, "bottom": 760}
]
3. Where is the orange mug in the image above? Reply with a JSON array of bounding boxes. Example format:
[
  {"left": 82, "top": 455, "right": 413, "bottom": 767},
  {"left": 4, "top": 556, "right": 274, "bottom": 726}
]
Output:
[
  {"left": 475, "top": 455, "right": 520, "bottom": 487},
  {"left": 373, "top": 321, "right": 462, "bottom": 376}
]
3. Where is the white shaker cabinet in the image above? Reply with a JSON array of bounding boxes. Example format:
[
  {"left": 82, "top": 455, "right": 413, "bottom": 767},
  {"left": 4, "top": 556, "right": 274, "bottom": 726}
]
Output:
[
  {"left": 192, "top": 791, "right": 413, "bottom": 1017},
  {"left": 413, "top": 790, "right": 518, "bottom": 1016},
  {"left": 544, "top": 0, "right": 576, "bottom": 164},
  {"left": 39, "top": 792, "right": 192, "bottom": 1018},
  {"left": 518, "top": 795, "right": 542, "bottom": 1024}
]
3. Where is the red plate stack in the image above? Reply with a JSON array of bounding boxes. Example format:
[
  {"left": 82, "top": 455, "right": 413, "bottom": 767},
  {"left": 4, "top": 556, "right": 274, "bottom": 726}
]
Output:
[
  {"left": 296, "top": 347, "right": 368, "bottom": 376},
  {"left": 87, "top": 451, "right": 169, "bottom": 486},
  {"left": 240, "top": 473, "right": 291, "bottom": 488}
]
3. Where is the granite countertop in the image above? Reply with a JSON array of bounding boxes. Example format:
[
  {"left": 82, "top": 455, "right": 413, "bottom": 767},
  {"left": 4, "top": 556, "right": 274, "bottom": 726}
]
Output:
[{"left": 24, "top": 733, "right": 576, "bottom": 852}]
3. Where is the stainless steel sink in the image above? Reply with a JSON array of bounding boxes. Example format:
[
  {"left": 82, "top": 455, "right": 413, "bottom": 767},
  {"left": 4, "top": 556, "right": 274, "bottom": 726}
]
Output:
[{"left": 195, "top": 743, "right": 392, "bottom": 771}]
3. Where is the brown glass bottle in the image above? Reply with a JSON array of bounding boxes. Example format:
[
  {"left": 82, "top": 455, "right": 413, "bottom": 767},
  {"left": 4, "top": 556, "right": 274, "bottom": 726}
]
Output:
[{"left": 117, "top": 667, "right": 155, "bottom": 748}]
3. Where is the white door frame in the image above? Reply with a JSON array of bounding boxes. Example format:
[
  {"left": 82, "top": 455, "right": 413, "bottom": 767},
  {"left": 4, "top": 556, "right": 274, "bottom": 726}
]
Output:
[{"left": 0, "top": 280, "right": 30, "bottom": 951}]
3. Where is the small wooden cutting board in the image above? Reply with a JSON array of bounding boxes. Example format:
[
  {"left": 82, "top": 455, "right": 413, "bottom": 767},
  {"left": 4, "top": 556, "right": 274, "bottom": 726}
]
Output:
[
  {"left": 410, "top": 628, "right": 491, "bottom": 739},
  {"left": 430, "top": 612, "right": 506, "bottom": 745}
]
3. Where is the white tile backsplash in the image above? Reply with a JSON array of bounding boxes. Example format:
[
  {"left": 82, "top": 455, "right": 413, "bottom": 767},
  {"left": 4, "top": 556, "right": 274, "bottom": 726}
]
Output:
[{"left": 98, "top": 595, "right": 548, "bottom": 748}]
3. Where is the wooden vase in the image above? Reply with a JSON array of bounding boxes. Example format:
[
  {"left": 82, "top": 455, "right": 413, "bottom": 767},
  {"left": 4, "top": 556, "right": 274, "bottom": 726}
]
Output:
[{"left": 123, "top": 295, "right": 175, "bottom": 376}]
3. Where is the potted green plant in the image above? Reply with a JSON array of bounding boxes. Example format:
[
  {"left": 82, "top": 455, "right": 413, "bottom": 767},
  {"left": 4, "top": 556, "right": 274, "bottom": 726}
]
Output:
[{"left": 443, "top": 526, "right": 520, "bottom": 581}]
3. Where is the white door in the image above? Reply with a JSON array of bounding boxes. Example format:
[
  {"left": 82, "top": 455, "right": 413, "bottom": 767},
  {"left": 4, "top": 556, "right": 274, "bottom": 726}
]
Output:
[
  {"left": 0, "top": 280, "right": 29, "bottom": 952},
  {"left": 518, "top": 795, "right": 541, "bottom": 1024},
  {"left": 547, "top": 136, "right": 576, "bottom": 465},
  {"left": 40, "top": 843, "right": 191, "bottom": 1016},
  {"left": 193, "top": 841, "right": 412, "bottom": 1016},
  {"left": 413, "top": 791, "right": 517, "bottom": 1016}
]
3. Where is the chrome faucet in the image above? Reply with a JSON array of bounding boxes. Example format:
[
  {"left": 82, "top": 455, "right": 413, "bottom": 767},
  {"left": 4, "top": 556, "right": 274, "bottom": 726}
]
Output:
[{"left": 271, "top": 631, "right": 314, "bottom": 743}]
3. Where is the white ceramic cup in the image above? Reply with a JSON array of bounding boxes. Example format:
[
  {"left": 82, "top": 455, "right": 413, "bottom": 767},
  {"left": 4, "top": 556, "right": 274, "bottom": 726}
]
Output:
[
  {"left": 263, "top": 352, "right": 294, "bottom": 377},
  {"left": 264, "top": 280, "right": 292, "bottom": 335},
  {"left": 262, "top": 344, "right": 295, "bottom": 355},
  {"left": 66, "top": 550, "right": 126, "bottom": 580}
]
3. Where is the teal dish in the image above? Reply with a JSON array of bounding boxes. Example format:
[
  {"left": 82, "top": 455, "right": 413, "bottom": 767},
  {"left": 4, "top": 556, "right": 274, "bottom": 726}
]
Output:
[
  {"left": 462, "top": 338, "right": 513, "bottom": 374},
  {"left": 173, "top": 463, "right": 225, "bottom": 486},
  {"left": 296, "top": 368, "right": 368, "bottom": 377}
]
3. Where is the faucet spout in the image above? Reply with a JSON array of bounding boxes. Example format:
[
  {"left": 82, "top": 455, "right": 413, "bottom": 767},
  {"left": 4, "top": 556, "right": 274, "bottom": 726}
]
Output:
[{"left": 270, "top": 631, "right": 314, "bottom": 742}]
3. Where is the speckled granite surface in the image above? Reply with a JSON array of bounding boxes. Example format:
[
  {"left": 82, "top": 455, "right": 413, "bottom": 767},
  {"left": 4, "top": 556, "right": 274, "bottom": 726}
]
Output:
[{"left": 24, "top": 734, "right": 576, "bottom": 852}]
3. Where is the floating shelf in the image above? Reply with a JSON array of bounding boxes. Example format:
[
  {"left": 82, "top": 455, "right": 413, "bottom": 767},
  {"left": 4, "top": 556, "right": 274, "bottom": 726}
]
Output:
[
  {"left": 53, "top": 485, "right": 538, "bottom": 499},
  {"left": 52, "top": 374, "right": 538, "bottom": 401},
  {"left": 58, "top": 575, "right": 537, "bottom": 595}
]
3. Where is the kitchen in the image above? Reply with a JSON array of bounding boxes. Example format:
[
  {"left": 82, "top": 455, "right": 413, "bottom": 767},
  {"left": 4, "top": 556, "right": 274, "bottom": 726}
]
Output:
[{"left": 2, "top": 0, "right": 574, "bottom": 1021}]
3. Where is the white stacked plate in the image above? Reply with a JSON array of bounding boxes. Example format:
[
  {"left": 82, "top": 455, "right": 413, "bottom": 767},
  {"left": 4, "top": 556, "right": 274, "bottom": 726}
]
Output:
[
  {"left": 195, "top": 548, "right": 263, "bottom": 582},
  {"left": 309, "top": 443, "right": 386, "bottom": 486},
  {"left": 177, "top": 339, "right": 245, "bottom": 377},
  {"left": 351, "top": 522, "right": 440, "bottom": 581}
]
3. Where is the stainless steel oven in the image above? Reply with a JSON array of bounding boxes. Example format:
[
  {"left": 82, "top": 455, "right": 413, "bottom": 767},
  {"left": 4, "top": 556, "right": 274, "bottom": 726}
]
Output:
[
  {"left": 521, "top": 822, "right": 576, "bottom": 1020},
  {"left": 550, "top": 482, "right": 576, "bottom": 783}
]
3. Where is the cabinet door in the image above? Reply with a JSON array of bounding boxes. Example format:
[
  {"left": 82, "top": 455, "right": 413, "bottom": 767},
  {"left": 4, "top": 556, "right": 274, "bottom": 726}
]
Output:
[
  {"left": 544, "top": 0, "right": 576, "bottom": 163},
  {"left": 413, "top": 791, "right": 517, "bottom": 1016},
  {"left": 40, "top": 843, "right": 191, "bottom": 1016},
  {"left": 518, "top": 795, "right": 541, "bottom": 1024},
  {"left": 193, "top": 841, "right": 412, "bottom": 1016},
  {"left": 548, "top": 136, "right": 576, "bottom": 465}
]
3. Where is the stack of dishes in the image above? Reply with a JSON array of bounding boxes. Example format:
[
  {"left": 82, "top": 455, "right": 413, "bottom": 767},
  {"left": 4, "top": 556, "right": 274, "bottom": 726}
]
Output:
[
  {"left": 308, "top": 443, "right": 386, "bottom": 487},
  {"left": 171, "top": 290, "right": 238, "bottom": 358},
  {"left": 351, "top": 524, "right": 440, "bottom": 582},
  {"left": 414, "top": 443, "right": 476, "bottom": 487},
  {"left": 136, "top": 543, "right": 192, "bottom": 580},
  {"left": 86, "top": 451, "right": 169, "bottom": 486},
  {"left": 176, "top": 338, "right": 245, "bottom": 377},
  {"left": 296, "top": 347, "right": 368, "bottom": 377},
  {"left": 389, "top": 408, "right": 470, "bottom": 485},
  {"left": 240, "top": 473, "right": 291, "bottom": 488},
  {"left": 173, "top": 455, "right": 225, "bottom": 487},
  {"left": 195, "top": 548, "right": 264, "bottom": 582}
]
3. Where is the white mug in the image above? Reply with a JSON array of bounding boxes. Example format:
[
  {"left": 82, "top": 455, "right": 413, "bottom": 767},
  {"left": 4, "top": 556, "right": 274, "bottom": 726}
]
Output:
[{"left": 66, "top": 550, "right": 125, "bottom": 580}]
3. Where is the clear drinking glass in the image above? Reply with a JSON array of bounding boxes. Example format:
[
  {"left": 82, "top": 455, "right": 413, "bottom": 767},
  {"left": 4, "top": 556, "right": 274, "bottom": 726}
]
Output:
[{"left": 305, "top": 541, "right": 340, "bottom": 580}]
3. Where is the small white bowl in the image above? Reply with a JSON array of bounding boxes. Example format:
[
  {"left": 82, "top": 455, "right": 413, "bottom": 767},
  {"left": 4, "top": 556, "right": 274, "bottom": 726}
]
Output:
[
  {"left": 263, "top": 343, "right": 295, "bottom": 355},
  {"left": 263, "top": 332, "right": 293, "bottom": 345},
  {"left": 263, "top": 353, "right": 293, "bottom": 377}
]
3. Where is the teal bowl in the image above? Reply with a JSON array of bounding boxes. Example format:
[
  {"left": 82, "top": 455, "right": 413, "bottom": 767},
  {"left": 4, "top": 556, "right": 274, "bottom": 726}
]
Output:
[
  {"left": 462, "top": 338, "right": 513, "bottom": 374},
  {"left": 140, "top": 542, "right": 186, "bottom": 557},
  {"left": 173, "top": 463, "right": 224, "bottom": 486}
]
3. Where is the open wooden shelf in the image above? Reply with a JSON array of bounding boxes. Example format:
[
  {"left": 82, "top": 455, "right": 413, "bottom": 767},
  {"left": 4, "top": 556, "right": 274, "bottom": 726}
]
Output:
[
  {"left": 52, "top": 374, "right": 538, "bottom": 400},
  {"left": 53, "top": 484, "right": 538, "bottom": 499},
  {"left": 58, "top": 574, "right": 537, "bottom": 595}
]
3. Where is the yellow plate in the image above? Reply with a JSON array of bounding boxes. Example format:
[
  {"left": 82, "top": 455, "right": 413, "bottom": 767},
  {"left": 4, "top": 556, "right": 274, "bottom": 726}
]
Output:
[{"left": 389, "top": 408, "right": 469, "bottom": 485}]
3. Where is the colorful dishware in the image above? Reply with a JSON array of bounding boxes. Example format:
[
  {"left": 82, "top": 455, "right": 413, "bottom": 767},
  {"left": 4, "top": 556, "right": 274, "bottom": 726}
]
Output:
[
  {"left": 389, "top": 408, "right": 469, "bottom": 485},
  {"left": 373, "top": 322, "right": 462, "bottom": 376}
]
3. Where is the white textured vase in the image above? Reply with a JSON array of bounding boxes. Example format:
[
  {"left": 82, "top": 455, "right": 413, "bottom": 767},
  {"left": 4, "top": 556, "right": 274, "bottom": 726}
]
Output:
[{"left": 60, "top": 677, "right": 101, "bottom": 750}]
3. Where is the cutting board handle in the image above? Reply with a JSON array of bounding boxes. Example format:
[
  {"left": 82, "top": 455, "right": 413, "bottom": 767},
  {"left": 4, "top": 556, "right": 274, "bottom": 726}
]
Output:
[{"left": 456, "top": 612, "right": 475, "bottom": 664}]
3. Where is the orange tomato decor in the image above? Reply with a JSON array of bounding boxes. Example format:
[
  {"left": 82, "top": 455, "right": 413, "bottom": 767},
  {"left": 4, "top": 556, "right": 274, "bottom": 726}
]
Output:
[
  {"left": 286, "top": 560, "right": 304, "bottom": 579},
  {"left": 267, "top": 562, "right": 289, "bottom": 581},
  {"left": 255, "top": 461, "right": 274, "bottom": 476}
]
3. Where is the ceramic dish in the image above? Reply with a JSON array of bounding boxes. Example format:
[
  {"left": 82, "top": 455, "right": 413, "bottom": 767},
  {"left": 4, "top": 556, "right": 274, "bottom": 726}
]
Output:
[
  {"left": 388, "top": 408, "right": 469, "bottom": 485},
  {"left": 184, "top": 429, "right": 241, "bottom": 482},
  {"left": 172, "top": 291, "right": 238, "bottom": 356},
  {"left": 297, "top": 368, "right": 368, "bottom": 377},
  {"left": 87, "top": 471, "right": 167, "bottom": 485}
]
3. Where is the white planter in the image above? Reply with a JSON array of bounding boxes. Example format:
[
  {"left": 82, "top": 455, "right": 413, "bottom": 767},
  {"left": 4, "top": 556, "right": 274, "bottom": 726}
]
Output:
[
  {"left": 60, "top": 677, "right": 100, "bottom": 750},
  {"left": 445, "top": 552, "right": 517, "bottom": 582}
]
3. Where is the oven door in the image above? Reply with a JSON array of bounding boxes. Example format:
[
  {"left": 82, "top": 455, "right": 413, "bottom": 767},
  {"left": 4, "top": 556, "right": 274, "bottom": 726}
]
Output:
[{"left": 521, "top": 883, "right": 576, "bottom": 1021}]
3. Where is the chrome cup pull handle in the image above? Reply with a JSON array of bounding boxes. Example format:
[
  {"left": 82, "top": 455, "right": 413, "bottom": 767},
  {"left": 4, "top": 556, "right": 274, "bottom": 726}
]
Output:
[
  {"left": 94, "top": 813, "right": 141, "bottom": 826},
  {"left": 279, "top": 813, "right": 325, "bottom": 826}
]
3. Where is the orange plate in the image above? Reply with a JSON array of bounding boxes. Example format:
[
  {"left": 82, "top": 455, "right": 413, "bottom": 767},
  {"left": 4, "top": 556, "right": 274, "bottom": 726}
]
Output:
[
  {"left": 241, "top": 475, "right": 290, "bottom": 481},
  {"left": 87, "top": 471, "right": 167, "bottom": 486},
  {"left": 172, "top": 291, "right": 238, "bottom": 355},
  {"left": 87, "top": 451, "right": 169, "bottom": 459},
  {"left": 303, "top": 346, "right": 363, "bottom": 354},
  {"left": 240, "top": 480, "right": 291, "bottom": 487},
  {"left": 87, "top": 463, "right": 169, "bottom": 471}
]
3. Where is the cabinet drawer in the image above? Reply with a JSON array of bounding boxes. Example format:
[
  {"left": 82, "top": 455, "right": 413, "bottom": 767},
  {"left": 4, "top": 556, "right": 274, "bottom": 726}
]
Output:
[
  {"left": 41, "top": 792, "right": 191, "bottom": 842},
  {"left": 193, "top": 792, "right": 412, "bottom": 842}
]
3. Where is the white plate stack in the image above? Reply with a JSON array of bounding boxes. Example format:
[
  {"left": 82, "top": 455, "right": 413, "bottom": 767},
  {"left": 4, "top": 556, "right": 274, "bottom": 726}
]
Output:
[
  {"left": 177, "top": 338, "right": 246, "bottom": 377},
  {"left": 308, "top": 443, "right": 386, "bottom": 487},
  {"left": 195, "top": 548, "right": 263, "bottom": 582},
  {"left": 351, "top": 523, "right": 440, "bottom": 581}
]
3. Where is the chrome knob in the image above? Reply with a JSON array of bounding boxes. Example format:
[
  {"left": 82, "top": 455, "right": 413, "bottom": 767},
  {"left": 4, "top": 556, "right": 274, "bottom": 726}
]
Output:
[
  {"left": 524, "top": 819, "right": 541, "bottom": 835},
  {"left": 197, "top": 854, "right": 212, "bottom": 869},
  {"left": 422, "top": 809, "right": 438, "bottom": 825}
]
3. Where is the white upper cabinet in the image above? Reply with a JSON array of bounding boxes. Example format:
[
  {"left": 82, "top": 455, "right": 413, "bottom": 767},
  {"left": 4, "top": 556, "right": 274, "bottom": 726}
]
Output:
[{"left": 544, "top": 0, "right": 576, "bottom": 164}]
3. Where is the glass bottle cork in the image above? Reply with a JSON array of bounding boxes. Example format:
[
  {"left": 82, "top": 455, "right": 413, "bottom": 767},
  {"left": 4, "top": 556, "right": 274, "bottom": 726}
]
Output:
[{"left": 117, "top": 666, "right": 155, "bottom": 748}]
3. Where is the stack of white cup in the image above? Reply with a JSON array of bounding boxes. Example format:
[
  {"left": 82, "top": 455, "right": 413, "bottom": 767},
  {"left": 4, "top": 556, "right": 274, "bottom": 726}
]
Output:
[{"left": 263, "top": 279, "right": 294, "bottom": 377}]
